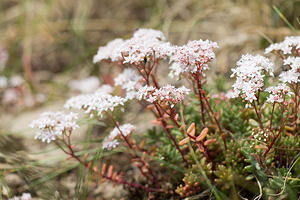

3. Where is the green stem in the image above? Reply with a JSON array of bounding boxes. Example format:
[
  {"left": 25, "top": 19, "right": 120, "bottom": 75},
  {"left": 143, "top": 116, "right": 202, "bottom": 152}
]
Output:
[{"left": 179, "top": 103, "right": 228, "bottom": 200}]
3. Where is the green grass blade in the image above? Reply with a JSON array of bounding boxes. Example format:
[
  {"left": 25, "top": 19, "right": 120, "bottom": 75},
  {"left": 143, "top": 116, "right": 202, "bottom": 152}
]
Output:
[{"left": 273, "top": 5, "right": 297, "bottom": 35}]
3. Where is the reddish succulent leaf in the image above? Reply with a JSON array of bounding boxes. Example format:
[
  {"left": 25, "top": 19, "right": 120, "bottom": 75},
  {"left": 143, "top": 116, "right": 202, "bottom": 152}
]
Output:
[
  {"left": 196, "top": 128, "right": 208, "bottom": 142},
  {"left": 187, "top": 122, "right": 196, "bottom": 136},
  {"left": 179, "top": 137, "right": 190, "bottom": 145},
  {"left": 101, "top": 163, "right": 107, "bottom": 176},
  {"left": 108, "top": 165, "right": 114, "bottom": 177},
  {"left": 204, "top": 138, "right": 217, "bottom": 146}
]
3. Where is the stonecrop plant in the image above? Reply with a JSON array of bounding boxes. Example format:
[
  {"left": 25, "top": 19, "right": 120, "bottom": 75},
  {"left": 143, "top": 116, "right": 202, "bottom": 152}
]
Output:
[{"left": 30, "top": 29, "right": 300, "bottom": 199}]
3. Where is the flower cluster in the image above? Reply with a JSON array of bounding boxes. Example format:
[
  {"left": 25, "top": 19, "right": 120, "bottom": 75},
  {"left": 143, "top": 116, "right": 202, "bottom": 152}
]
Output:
[
  {"left": 265, "top": 83, "right": 293, "bottom": 103},
  {"left": 121, "top": 29, "right": 173, "bottom": 65},
  {"left": 224, "top": 89, "right": 237, "bottom": 99},
  {"left": 64, "top": 85, "right": 125, "bottom": 118},
  {"left": 279, "top": 70, "right": 300, "bottom": 84},
  {"left": 69, "top": 76, "right": 100, "bottom": 93},
  {"left": 133, "top": 28, "right": 166, "bottom": 41},
  {"left": 93, "top": 29, "right": 172, "bottom": 65},
  {"left": 284, "top": 56, "right": 300, "bottom": 70},
  {"left": 251, "top": 128, "right": 268, "bottom": 143},
  {"left": 169, "top": 40, "right": 218, "bottom": 77},
  {"left": 93, "top": 38, "right": 125, "bottom": 63},
  {"left": 30, "top": 111, "right": 79, "bottom": 143},
  {"left": 0, "top": 75, "right": 24, "bottom": 89},
  {"left": 138, "top": 85, "right": 190, "bottom": 106},
  {"left": 102, "top": 123, "right": 136, "bottom": 150},
  {"left": 114, "top": 68, "right": 143, "bottom": 100},
  {"left": 265, "top": 36, "right": 300, "bottom": 55},
  {"left": 279, "top": 56, "right": 300, "bottom": 84},
  {"left": 0, "top": 74, "right": 46, "bottom": 107},
  {"left": 95, "top": 84, "right": 114, "bottom": 94},
  {"left": 230, "top": 54, "right": 274, "bottom": 103}
]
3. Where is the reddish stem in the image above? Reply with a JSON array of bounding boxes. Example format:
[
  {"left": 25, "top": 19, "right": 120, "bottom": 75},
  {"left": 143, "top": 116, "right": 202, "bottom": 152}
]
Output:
[
  {"left": 151, "top": 74, "right": 160, "bottom": 88},
  {"left": 156, "top": 103, "right": 181, "bottom": 128},
  {"left": 195, "top": 72, "right": 206, "bottom": 127},
  {"left": 58, "top": 141, "right": 164, "bottom": 193},
  {"left": 269, "top": 103, "right": 275, "bottom": 130},
  {"left": 195, "top": 142, "right": 211, "bottom": 162},
  {"left": 138, "top": 64, "right": 188, "bottom": 165},
  {"left": 153, "top": 103, "right": 188, "bottom": 165},
  {"left": 264, "top": 108, "right": 290, "bottom": 157},
  {"left": 293, "top": 84, "right": 299, "bottom": 129},
  {"left": 109, "top": 114, "right": 158, "bottom": 183},
  {"left": 202, "top": 96, "right": 227, "bottom": 149},
  {"left": 192, "top": 67, "right": 226, "bottom": 149},
  {"left": 252, "top": 101, "right": 263, "bottom": 129}
]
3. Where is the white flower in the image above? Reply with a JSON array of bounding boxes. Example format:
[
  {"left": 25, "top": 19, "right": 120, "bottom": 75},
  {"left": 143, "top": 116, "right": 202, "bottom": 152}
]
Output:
[
  {"left": 138, "top": 84, "right": 190, "bottom": 106},
  {"left": 231, "top": 54, "right": 274, "bottom": 78},
  {"left": 279, "top": 70, "right": 300, "bottom": 84},
  {"left": 93, "top": 29, "right": 172, "bottom": 65},
  {"left": 93, "top": 38, "right": 125, "bottom": 63},
  {"left": 251, "top": 129, "right": 268, "bottom": 143},
  {"left": 36, "top": 93, "right": 46, "bottom": 103},
  {"left": 168, "top": 62, "right": 184, "bottom": 79},
  {"left": 120, "top": 30, "right": 172, "bottom": 65},
  {"left": 265, "top": 36, "right": 300, "bottom": 55},
  {"left": 230, "top": 54, "right": 274, "bottom": 103},
  {"left": 102, "top": 123, "right": 136, "bottom": 150},
  {"left": 69, "top": 76, "right": 100, "bottom": 93},
  {"left": 30, "top": 112, "right": 79, "bottom": 143},
  {"left": 102, "top": 138, "right": 119, "bottom": 150},
  {"left": 279, "top": 57, "right": 300, "bottom": 84},
  {"left": 109, "top": 123, "right": 136, "bottom": 138},
  {"left": 133, "top": 28, "right": 166, "bottom": 41},
  {"left": 0, "top": 76, "right": 8, "bottom": 88},
  {"left": 265, "top": 83, "right": 293, "bottom": 103},
  {"left": 2, "top": 89, "right": 18, "bottom": 104},
  {"left": 283, "top": 56, "right": 300, "bottom": 71},
  {"left": 225, "top": 89, "right": 240, "bottom": 99},
  {"left": 10, "top": 75, "right": 24, "bottom": 87},
  {"left": 94, "top": 84, "right": 114, "bottom": 94},
  {"left": 138, "top": 85, "right": 156, "bottom": 101},
  {"left": 64, "top": 85, "right": 125, "bottom": 118},
  {"left": 169, "top": 39, "right": 218, "bottom": 76},
  {"left": 114, "top": 68, "right": 143, "bottom": 100}
]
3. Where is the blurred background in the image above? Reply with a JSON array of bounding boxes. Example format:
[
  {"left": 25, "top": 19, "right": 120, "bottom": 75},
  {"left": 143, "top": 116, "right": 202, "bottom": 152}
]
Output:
[
  {"left": 0, "top": 0, "right": 299, "bottom": 199},
  {"left": 0, "top": 0, "right": 299, "bottom": 80}
]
